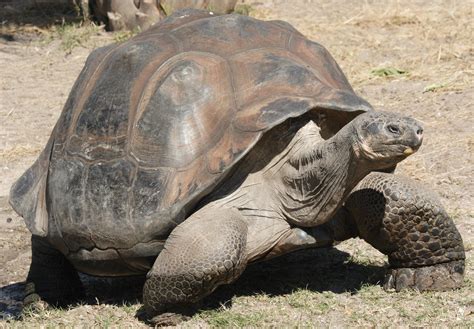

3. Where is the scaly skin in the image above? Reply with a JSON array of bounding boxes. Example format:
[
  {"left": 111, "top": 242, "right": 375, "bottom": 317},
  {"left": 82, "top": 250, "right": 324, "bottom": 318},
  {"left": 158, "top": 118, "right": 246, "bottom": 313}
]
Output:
[
  {"left": 143, "top": 208, "right": 248, "bottom": 321},
  {"left": 344, "top": 172, "right": 465, "bottom": 291}
]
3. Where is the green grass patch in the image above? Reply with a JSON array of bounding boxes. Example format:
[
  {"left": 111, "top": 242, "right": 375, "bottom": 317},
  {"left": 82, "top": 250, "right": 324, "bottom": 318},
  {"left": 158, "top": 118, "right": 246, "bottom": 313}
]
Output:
[
  {"left": 55, "top": 22, "right": 101, "bottom": 53},
  {"left": 371, "top": 67, "right": 408, "bottom": 77},
  {"left": 160, "top": 3, "right": 173, "bottom": 16},
  {"left": 113, "top": 27, "right": 141, "bottom": 43},
  {"left": 206, "top": 4, "right": 217, "bottom": 13},
  {"left": 234, "top": 4, "right": 254, "bottom": 16},
  {"left": 423, "top": 82, "right": 449, "bottom": 93}
]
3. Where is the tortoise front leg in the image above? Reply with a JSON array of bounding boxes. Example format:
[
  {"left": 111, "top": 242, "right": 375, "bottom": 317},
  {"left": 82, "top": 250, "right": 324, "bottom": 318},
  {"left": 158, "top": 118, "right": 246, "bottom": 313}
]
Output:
[
  {"left": 338, "top": 172, "right": 465, "bottom": 291},
  {"left": 143, "top": 207, "right": 248, "bottom": 325}
]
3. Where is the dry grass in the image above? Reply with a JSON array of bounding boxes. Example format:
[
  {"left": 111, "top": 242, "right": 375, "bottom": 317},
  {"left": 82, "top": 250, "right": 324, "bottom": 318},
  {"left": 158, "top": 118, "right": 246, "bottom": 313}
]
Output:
[
  {"left": 251, "top": 0, "right": 473, "bottom": 91},
  {"left": 0, "top": 145, "right": 42, "bottom": 163},
  {"left": 52, "top": 22, "right": 104, "bottom": 53}
]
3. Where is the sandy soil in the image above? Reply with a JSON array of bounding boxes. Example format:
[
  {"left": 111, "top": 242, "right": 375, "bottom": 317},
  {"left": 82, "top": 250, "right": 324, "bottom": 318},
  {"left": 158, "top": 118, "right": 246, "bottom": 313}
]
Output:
[{"left": 0, "top": 0, "right": 472, "bottom": 327}]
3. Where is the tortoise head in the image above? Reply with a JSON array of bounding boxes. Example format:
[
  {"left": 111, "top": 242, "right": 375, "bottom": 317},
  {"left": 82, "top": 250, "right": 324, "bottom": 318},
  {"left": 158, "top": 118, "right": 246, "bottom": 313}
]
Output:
[{"left": 351, "top": 111, "right": 424, "bottom": 169}]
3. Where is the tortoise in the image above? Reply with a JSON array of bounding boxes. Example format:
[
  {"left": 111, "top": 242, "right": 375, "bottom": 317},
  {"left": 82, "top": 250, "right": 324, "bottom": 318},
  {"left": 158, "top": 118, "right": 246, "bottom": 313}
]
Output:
[{"left": 10, "top": 9, "right": 465, "bottom": 323}]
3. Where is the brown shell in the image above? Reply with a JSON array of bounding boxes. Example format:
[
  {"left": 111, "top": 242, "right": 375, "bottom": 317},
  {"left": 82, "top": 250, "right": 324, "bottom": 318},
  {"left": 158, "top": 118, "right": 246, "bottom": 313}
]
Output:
[{"left": 10, "top": 9, "right": 372, "bottom": 251}]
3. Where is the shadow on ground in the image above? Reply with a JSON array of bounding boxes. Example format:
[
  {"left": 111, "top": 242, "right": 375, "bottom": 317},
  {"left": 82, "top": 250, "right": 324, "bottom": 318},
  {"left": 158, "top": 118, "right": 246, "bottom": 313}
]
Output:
[
  {"left": 0, "top": 246, "right": 385, "bottom": 321},
  {"left": 0, "top": 4, "right": 83, "bottom": 42},
  {"left": 202, "top": 247, "right": 385, "bottom": 310},
  {"left": 0, "top": 2, "right": 82, "bottom": 26}
]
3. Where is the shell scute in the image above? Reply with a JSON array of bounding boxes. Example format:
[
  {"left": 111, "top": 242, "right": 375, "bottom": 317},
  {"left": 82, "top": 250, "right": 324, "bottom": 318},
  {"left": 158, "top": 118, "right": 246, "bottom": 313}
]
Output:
[
  {"left": 228, "top": 48, "right": 321, "bottom": 111},
  {"left": 206, "top": 127, "right": 257, "bottom": 174},
  {"left": 68, "top": 38, "right": 177, "bottom": 161},
  {"left": 48, "top": 157, "right": 91, "bottom": 251},
  {"left": 83, "top": 159, "right": 136, "bottom": 249},
  {"left": 130, "top": 52, "right": 234, "bottom": 168},
  {"left": 170, "top": 14, "right": 290, "bottom": 56},
  {"left": 132, "top": 167, "right": 171, "bottom": 220},
  {"left": 290, "top": 37, "right": 353, "bottom": 91}
]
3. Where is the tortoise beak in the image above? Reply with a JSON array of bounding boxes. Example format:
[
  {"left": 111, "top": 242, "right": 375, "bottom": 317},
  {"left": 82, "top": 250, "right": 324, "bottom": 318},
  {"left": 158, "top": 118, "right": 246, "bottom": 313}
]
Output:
[
  {"left": 403, "top": 121, "right": 423, "bottom": 156},
  {"left": 403, "top": 147, "right": 414, "bottom": 156}
]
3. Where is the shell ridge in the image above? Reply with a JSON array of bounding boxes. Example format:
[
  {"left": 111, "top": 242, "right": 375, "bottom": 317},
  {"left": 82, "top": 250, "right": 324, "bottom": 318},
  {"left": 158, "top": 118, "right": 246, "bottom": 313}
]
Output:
[
  {"left": 66, "top": 44, "right": 122, "bottom": 140},
  {"left": 125, "top": 34, "right": 180, "bottom": 155}
]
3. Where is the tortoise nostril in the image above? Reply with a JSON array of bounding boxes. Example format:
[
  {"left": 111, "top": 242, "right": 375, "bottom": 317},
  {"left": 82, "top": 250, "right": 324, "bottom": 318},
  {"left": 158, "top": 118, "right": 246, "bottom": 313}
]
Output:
[{"left": 414, "top": 128, "right": 424, "bottom": 149}]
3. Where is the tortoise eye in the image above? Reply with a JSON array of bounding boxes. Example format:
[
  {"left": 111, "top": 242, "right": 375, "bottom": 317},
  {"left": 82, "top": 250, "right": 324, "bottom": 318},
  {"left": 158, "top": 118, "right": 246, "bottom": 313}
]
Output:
[{"left": 387, "top": 124, "right": 400, "bottom": 135}]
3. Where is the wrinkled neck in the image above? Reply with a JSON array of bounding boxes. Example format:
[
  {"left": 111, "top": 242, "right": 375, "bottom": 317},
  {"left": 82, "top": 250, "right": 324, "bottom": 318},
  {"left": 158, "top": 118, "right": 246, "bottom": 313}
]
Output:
[{"left": 276, "top": 122, "right": 370, "bottom": 227}]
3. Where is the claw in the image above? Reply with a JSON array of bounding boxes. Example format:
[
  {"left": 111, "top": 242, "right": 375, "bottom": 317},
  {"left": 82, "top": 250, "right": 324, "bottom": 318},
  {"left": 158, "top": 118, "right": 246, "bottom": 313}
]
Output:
[
  {"left": 149, "top": 312, "right": 191, "bottom": 327},
  {"left": 383, "top": 272, "right": 395, "bottom": 291},
  {"left": 383, "top": 260, "right": 465, "bottom": 292}
]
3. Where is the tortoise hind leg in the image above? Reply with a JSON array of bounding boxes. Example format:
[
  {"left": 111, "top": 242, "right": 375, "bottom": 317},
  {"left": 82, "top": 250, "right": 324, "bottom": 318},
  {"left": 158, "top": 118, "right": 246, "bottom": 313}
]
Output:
[
  {"left": 143, "top": 207, "right": 248, "bottom": 325},
  {"left": 24, "top": 235, "right": 84, "bottom": 307},
  {"left": 340, "top": 172, "right": 465, "bottom": 291}
]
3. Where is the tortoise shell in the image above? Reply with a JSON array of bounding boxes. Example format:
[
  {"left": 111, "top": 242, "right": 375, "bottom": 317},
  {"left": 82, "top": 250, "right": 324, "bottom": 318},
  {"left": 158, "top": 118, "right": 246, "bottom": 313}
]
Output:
[{"left": 10, "top": 9, "right": 372, "bottom": 253}]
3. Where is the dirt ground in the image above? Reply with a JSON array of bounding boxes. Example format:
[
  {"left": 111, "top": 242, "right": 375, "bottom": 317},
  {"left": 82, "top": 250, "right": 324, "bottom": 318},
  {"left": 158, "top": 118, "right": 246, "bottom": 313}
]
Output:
[{"left": 0, "top": 0, "right": 472, "bottom": 327}]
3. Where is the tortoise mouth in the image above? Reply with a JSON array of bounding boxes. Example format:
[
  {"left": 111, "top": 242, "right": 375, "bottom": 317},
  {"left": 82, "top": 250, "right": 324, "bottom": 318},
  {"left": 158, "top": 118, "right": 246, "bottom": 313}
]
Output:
[
  {"left": 370, "top": 144, "right": 420, "bottom": 157},
  {"left": 381, "top": 140, "right": 422, "bottom": 155},
  {"left": 355, "top": 140, "right": 421, "bottom": 163}
]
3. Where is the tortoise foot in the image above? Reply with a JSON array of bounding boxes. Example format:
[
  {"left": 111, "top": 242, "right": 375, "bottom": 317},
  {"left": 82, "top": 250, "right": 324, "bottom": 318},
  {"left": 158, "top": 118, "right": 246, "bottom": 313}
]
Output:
[
  {"left": 384, "top": 259, "right": 465, "bottom": 292},
  {"left": 137, "top": 303, "right": 196, "bottom": 327},
  {"left": 149, "top": 312, "right": 191, "bottom": 327},
  {"left": 22, "top": 282, "right": 49, "bottom": 315},
  {"left": 23, "top": 282, "right": 41, "bottom": 306}
]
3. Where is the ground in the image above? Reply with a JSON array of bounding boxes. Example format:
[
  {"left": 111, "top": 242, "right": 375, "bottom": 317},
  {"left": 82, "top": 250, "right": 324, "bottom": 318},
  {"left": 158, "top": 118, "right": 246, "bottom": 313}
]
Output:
[{"left": 0, "top": 0, "right": 472, "bottom": 327}]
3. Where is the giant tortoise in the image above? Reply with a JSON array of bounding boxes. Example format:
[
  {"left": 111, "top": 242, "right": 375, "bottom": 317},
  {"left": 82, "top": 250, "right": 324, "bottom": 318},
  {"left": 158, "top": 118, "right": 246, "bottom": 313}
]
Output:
[{"left": 10, "top": 9, "right": 465, "bottom": 323}]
